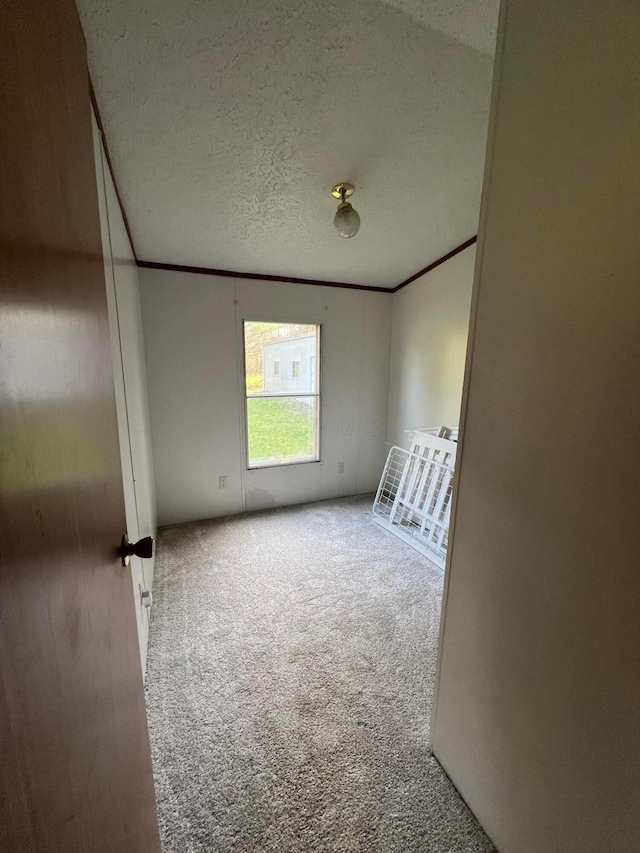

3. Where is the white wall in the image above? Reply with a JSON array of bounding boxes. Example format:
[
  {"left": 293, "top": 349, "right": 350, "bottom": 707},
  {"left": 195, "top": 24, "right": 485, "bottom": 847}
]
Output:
[
  {"left": 386, "top": 246, "right": 475, "bottom": 449},
  {"left": 93, "top": 113, "right": 157, "bottom": 673},
  {"left": 140, "top": 269, "right": 392, "bottom": 526},
  {"left": 431, "top": 2, "right": 640, "bottom": 852}
]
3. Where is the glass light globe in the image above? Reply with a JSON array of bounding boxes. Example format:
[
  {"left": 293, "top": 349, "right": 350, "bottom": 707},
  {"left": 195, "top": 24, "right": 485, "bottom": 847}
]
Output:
[{"left": 334, "top": 202, "right": 361, "bottom": 238}]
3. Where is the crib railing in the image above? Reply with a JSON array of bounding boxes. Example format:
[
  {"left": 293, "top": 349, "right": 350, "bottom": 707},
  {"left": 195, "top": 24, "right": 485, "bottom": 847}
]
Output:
[{"left": 373, "top": 430, "right": 457, "bottom": 569}]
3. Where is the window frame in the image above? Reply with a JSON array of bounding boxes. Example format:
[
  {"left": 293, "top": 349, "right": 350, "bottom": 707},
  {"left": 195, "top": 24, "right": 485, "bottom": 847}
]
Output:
[{"left": 241, "top": 319, "right": 322, "bottom": 471}]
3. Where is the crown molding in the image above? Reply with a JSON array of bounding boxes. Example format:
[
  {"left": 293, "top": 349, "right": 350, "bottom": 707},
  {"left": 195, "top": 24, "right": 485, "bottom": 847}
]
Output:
[
  {"left": 391, "top": 236, "right": 478, "bottom": 293},
  {"left": 136, "top": 260, "right": 392, "bottom": 292},
  {"left": 89, "top": 78, "right": 138, "bottom": 259},
  {"left": 137, "top": 237, "right": 478, "bottom": 293}
]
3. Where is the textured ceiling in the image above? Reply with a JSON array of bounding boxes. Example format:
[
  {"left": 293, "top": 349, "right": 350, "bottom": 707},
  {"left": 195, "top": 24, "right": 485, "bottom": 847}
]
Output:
[{"left": 78, "top": 0, "right": 498, "bottom": 288}]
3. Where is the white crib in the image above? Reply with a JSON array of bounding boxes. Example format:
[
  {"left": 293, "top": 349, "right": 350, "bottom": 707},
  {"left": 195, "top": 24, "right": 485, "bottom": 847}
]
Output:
[{"left": 372, "top": 428, "right": 457, "bottom": 569}]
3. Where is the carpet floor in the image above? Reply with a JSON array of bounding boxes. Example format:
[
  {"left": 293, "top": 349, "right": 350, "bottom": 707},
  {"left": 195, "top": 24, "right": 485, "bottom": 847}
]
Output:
[{"left": 145, "top": 495, "right": 495, "bottom": 853}]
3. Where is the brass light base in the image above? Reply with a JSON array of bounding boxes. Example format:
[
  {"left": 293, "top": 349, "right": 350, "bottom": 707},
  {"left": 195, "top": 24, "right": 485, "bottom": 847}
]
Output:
[{"left": 331, "top": 182, "right": 355, "bottom": 200}]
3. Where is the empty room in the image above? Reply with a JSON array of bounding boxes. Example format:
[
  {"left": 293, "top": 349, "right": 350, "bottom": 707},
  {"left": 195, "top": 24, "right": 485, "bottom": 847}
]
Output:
[{"left": 2, "top": 2, "right": 639, "bottom": 853}]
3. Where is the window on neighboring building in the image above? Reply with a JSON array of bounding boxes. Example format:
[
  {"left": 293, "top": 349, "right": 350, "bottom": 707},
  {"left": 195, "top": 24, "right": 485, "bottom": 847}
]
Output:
[{"left": 243, "top": 321, "right": 320, "bottom": 468}]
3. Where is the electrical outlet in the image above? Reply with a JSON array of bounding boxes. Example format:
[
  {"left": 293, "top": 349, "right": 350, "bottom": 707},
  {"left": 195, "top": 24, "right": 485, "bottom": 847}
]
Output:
[
  {"left": 219, "top": 475, "right": 228, "bottom": 490},
  {"left": 338, "top": 462, "right": 345, "bottom": 474}
]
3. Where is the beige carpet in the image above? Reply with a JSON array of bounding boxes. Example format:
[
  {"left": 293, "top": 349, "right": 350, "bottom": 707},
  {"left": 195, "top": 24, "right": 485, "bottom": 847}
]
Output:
[{"left": 145, "top": 495, "right": 495, "bottom": 852}]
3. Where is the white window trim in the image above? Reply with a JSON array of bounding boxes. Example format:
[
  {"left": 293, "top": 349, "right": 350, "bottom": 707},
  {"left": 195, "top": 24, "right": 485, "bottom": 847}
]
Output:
[{"left": 241, "top": 321, "right": 322, "bottom": 471}]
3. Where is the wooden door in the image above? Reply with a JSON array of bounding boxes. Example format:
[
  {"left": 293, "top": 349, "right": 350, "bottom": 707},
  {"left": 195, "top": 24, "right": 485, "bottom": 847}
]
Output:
[{"left": 0, "top": 1, "right": 161, "bottom": 851}]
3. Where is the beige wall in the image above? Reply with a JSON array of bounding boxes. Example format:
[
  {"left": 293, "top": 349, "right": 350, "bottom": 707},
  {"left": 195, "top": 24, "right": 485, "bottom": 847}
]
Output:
[
  {"left": 431, "top": 2, "right": 640, "bottom": 852},
  {"left": 92, "top": 113, "right": 157, "bottom": 673},
  {"left": 386, "top": 246, "right": 475, "bottom": 449},
  {"left": 140, "top": 269, "right": 392, "bottom": 526}
]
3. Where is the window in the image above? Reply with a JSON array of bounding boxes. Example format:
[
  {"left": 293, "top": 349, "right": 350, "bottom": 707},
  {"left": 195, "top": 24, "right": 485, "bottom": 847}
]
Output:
[{"left": 243, "top": 321, "right": 320, "bottom": 468}]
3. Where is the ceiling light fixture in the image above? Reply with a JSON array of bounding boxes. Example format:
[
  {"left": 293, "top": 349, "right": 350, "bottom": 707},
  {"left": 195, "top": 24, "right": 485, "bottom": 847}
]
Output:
[{"left": 332, "top": 182, "right": 360, "bottom": 239}]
